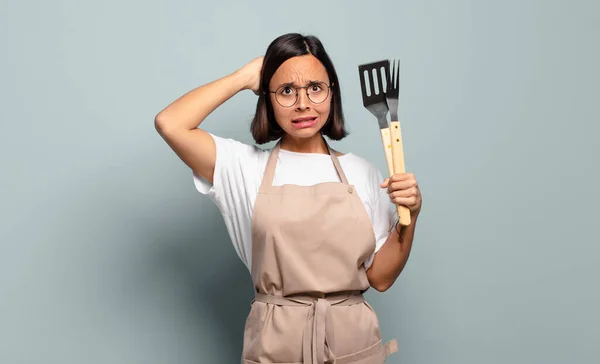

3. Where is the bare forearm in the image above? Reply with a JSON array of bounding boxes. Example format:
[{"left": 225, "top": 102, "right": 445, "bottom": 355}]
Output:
[
  {"left": 155, "top": 71, "right": 249, "bottom": 132},
  {"left": 367, "top": 212, "right": 419, "bottom": 291}
]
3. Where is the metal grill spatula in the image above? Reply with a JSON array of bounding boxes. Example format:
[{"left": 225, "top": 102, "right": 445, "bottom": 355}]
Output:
[
  {"left": 359, "top": 59, "right": 411, "bottom": 226},
  {"left": 358, "top": 60, "right": 393, "bottom": 176}
]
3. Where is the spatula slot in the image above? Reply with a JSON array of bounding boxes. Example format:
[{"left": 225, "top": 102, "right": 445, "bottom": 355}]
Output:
[
  {"left": 372, "top": 69, "right": 381, "bottom": 95},
  {"left": 380, "top": 66, "right": 388, "bottom": 94},
  {"left": 362, "top": 70, "right": 372, "bottom": 97},
  {"left": 369, "top": 67, "right": 387, "bottom": 96}
]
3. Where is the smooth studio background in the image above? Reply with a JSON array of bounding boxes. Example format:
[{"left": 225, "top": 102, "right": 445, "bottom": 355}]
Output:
[{"left": 1, "top": 0, "right": 598, "bottom": 363}]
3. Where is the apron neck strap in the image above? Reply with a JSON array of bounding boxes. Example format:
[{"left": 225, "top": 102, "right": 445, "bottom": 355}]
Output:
[
  {"left": 327, "top": 142, "right": 349, "bottom": 184},
  {"left": 261, "top": 137, "right": 349, "bottom": 189}
]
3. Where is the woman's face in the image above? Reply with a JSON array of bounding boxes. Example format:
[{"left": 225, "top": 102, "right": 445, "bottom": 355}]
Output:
[{"left": 268, "top": 55, "right": 332, "bottom": 141}]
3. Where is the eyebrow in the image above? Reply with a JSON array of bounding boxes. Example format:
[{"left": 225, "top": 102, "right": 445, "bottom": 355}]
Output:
[{"left": 276, "top": 80, "right": 323, "bottom": 88}]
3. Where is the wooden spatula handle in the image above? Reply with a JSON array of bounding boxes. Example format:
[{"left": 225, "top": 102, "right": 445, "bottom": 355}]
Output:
[
  {"left": 389, "top": 121, "right": 412, "bottom": 226},
  {"left": 380, "top": 126, "right": 411, "bottom": 226},
  {"left": 379, "top": 128, "right": 394, "bottom": 177}
]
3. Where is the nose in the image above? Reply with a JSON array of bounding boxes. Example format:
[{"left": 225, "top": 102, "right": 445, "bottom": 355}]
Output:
[{"left": 295, "top": 90, "right": 310, "bottom": 110}]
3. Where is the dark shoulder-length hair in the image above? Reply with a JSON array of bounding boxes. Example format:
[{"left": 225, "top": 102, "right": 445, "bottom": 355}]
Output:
[{"left": 250, "top": 33, "right": 347, "bottom": 144}]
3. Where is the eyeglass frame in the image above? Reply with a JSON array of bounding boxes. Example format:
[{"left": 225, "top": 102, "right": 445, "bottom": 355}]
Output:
[{"left": 265, "top": 81, "right": 334, "bottom": 108}]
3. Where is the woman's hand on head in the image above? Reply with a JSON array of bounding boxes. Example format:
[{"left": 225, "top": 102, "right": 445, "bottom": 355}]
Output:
[{"left": 236, "top": 56, "right": 264, "bottom": 95}]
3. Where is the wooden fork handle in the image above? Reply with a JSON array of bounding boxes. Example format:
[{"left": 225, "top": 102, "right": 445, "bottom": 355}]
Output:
[{"left": 389, "top": 121, "right": 412, "bottom": 226}]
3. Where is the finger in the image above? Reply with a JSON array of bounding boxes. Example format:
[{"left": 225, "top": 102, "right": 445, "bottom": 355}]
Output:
[
  {"left": 390, "top": 172, "right": 415, "bottom": 182},
  {"left": 389, "top": 187, "right": 419, "bottom": 199},
  {"left": 380, "top": 178, "right": 390, "bottom": 188},
  {"left": 388, "top": 180, "right": 417, "bottom": 193},
  {"left": 390, "top": 196, "right": 418, "bottom": 208}
]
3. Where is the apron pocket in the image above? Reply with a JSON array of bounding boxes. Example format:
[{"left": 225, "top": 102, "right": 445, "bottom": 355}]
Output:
[
  {"left": 334, "top": 338, "right": 390, "bottom": 364},
  {"left": 243, "top": 361, "right": 301, "bottom": 364}
]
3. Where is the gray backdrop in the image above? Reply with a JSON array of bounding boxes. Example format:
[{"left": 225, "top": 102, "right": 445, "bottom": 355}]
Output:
[{"left": 1, "top": 0, "right": 598, "bottom": 363}]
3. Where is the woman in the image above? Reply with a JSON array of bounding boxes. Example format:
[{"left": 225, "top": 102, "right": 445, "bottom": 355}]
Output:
[{"left": 155, "top": 33, "right": 422, "bottom": 363}]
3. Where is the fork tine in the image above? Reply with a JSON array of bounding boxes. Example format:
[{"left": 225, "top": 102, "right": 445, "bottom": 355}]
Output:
[
  {"left": 390, "top": 59, "right": 395, "bottom": 89},
  {"left": 389, "top": 59, "right": 394, "bottom": 89},
  {"left": 390, "top": 59, "right": 393, "bottom": 89},
  {"left": 385, "top": 61, "right": 394, "bottom": 93},
  {"left": 395, "top": 59, "right": 400, "bottom": 90}
]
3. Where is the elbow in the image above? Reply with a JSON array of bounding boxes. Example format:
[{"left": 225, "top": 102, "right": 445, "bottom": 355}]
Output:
[
  {"left": 370, "top": 281, "right": 392, "bottom": 292},
  {"left": 154, "top": 113, "right": 173, "bottom": 136},
  {"left": 367, "top": 270, "right": 393, "bottom": 292},
  {"left": 154, "top": 112, "right": 166, "bottom": 130}
]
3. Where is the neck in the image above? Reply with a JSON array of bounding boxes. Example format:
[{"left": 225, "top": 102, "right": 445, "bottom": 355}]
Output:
[{"left": 280, "top": 134, "right": 328, "bottom": 154}]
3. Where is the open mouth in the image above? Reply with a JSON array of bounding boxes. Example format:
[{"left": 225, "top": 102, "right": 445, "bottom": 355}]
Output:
[
  {"left": 291, "top": 116, "right": 318, "bottom": 129},
  {"left": 292, "top": 116, "right": 318, "bottom": 123}
]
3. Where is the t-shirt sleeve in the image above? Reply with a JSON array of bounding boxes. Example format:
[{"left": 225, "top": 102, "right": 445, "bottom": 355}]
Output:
[
  {"left": 364, "top": 168, "right": 395, "bottom": 270},
  {"left": 191, "top": 132, "right": 261, "bottom": 216},
  {"left": 191, "top": 133, "right": 263, "bottom": 269}
]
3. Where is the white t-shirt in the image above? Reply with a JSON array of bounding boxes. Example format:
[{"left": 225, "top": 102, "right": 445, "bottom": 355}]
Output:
[{"left": 192, "top": 133, "right": 396, "bottom": 272}]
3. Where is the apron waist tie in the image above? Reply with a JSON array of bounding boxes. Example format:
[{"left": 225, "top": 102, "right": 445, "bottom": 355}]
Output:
[{"left": 254, "top": 292, "right": 365, "bottom": 364}]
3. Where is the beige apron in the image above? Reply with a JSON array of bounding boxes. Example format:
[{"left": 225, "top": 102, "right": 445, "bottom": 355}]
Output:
[{"left": 242, "top": 139, "right": 398, "bottom": 364}]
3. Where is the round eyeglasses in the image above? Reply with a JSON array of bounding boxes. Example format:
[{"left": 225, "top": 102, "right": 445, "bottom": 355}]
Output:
[{"left": 268, "top": 82, "right": 332, "bottom": 108}]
